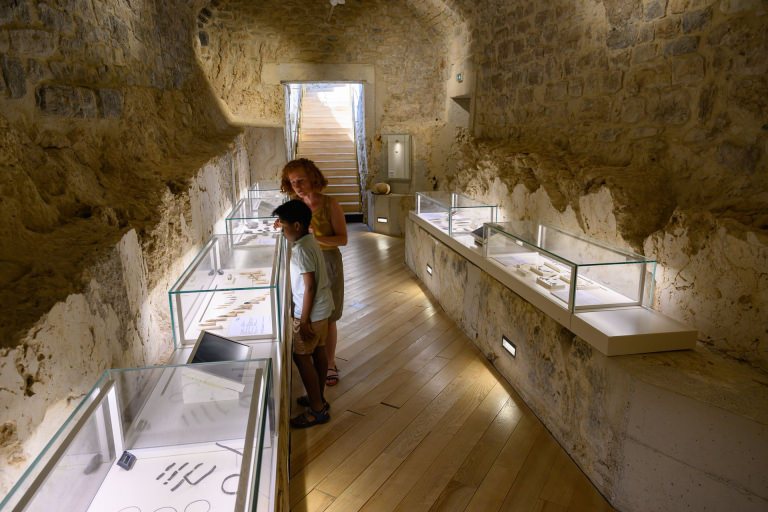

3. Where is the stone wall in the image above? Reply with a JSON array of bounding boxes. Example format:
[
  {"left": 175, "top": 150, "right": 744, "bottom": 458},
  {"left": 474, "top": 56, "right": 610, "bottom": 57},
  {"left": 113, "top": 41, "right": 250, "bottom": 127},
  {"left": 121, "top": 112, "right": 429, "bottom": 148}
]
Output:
[
  {"left": 195, "top": 0, "right": 453, "bottom": 195},
  {"left": 0, "top": 0, "right": 253, "bottom": 496},
  {"left": 430, "top": 0, "right": 768, "bottom": 370},
  {"left": 0, "top": 146, "right": 246, "bottom": 495},
  {"left": 242, "top": 126, "right": 288, "bottom": 184}
]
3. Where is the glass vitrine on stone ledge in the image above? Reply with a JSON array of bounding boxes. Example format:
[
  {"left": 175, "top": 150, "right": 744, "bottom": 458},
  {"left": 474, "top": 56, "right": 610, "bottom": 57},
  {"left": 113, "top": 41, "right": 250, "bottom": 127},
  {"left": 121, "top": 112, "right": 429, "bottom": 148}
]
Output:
[
  {"left": 0, "top": 359, "right": 273, "bottom": 512},
  {"left": 484, "top": 221, "right": 656, "bottom": 312},
  {"left": 246, "top": 181, "right": 286, "bottom": 216},
  {"left": 169, "top": 234, "right": 284, "bottom": 346},
  {"left": 415, "top": 191, "right": 497, "bottom": 246},
  {"left": 225, "top": 198, "right": 281, "bottom": 245}
]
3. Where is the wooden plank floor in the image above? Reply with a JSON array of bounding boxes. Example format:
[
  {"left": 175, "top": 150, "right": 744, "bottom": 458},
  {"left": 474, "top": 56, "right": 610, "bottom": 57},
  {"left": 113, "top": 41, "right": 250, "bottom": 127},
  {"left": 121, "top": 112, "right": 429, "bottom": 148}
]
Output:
[{"left": 288, "top": 224, "right": 617, "bottom": 512}]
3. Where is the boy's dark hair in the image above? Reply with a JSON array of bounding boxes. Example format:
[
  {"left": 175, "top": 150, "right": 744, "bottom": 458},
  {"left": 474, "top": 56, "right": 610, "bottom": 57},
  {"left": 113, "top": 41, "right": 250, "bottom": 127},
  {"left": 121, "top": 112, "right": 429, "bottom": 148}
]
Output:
[{"left": 272, "top": 199, "right": 312, "bottom": 228}]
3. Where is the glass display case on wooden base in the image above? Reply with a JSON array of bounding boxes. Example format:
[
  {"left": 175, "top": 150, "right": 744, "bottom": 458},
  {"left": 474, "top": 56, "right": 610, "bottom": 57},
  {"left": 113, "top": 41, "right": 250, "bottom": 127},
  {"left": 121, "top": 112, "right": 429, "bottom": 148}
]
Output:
[
  {"left": 246, "top": 182, "right": 286, "bottom": 217},
  {"left": 169, "top": 234, "right": 284, "bottom": 347},
  {"left": 0, "top": 359, "right": 272, "bottom": 512},
  {"left": 484, "top": 221, "right": 656, "bottom": 313},
  {"left": 225, "top": 198, "right": 280, "bottom": 245},
  {"left": 415, "top": 191, "right": 497, "bottom": 247}
]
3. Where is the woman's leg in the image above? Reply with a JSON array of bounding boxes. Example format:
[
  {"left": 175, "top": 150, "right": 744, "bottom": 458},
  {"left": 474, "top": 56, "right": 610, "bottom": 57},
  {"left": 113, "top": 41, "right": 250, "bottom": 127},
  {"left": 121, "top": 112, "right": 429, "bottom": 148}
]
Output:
[
  {"left": 325, "top": 321, "right": 338, "bottom": 370},
  {"left": 325, "top": 321, "right": 339, "bottom": 385},
  {"left": 324, "top": 248, "right": 343, "bottom": 386}
]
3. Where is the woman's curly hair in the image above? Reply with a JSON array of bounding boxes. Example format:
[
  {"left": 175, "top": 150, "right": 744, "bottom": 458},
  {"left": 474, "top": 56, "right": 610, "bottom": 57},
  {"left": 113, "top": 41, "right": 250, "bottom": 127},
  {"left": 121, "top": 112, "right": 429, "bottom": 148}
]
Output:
[{"left": 280, "top": 158, "right": 328, "bottom": 195}]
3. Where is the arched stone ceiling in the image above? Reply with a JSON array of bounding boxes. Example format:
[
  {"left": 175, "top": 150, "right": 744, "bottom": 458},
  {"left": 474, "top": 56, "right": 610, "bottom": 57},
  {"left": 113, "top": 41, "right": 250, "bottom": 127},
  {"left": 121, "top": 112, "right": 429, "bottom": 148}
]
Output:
[{"left": 194, "top": 0, "right": 468, "bottom": 124}]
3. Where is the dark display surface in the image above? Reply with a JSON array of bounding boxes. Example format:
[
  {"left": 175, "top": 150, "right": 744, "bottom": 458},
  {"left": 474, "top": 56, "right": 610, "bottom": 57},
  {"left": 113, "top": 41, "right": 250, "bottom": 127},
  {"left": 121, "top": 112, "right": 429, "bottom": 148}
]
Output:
[{"left": 191, "top": 331, "right": 251, "bottom": 382}]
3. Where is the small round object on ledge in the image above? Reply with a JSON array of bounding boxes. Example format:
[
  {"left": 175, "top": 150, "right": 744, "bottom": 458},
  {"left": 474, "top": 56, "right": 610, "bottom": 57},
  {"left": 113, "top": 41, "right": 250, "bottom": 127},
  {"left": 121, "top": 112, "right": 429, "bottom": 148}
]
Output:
[{"left": 372, "top": 182, "right": 391, "bottom": 195}]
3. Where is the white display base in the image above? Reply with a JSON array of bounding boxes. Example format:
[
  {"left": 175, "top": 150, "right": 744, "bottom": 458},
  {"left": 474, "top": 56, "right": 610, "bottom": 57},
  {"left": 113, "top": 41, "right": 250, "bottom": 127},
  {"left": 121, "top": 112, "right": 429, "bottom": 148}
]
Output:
[
  {"left": 367, "top": 192, "right": 411, "bottom": 237},
  {"left": 86, "top": 442, "right": 243, "bottom": 512},
  {"left": 181, "top": 368, "right": 244, "bottom": 403},
  {"left": 572, "top": 307, "right": 697, "bottom": 356},
  {"left": 409, "top": 212, "right": 698, "bottom": 356}
]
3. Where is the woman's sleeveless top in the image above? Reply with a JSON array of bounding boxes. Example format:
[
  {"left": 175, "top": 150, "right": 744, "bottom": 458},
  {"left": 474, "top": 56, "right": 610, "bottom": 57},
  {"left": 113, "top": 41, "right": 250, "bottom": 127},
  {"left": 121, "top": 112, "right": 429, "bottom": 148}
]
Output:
[{"left": 311, "top": 195, "right": 335, "bottom": 251}]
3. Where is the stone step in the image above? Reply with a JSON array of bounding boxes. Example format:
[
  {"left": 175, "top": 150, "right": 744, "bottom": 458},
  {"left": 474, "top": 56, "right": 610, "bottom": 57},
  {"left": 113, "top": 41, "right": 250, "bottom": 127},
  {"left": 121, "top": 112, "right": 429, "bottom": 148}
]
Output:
[
  {"left": 324, "top": 183, "right": 360, "bottom": 193},
  {"left": 326, "top": 191, "right": 361, "bottom": 202},
  {"left": 339, "top": 201, "right": 362, "bottom": 213},
  {"left": 298, "top": 159, "right": 357, "bottom": 168},
  {"left": 319, "top": 170, "right": 359, "bottom": 178},
  {"left": 301, "top": 106, "right": 352, "bottom": 115},
  {"left": 298, "top": 150, "right": 356, "bottom": 158},
  {"left": 300, "top": 121, "right": 353, "bottom": 129},
  {"left": 299, "top": 141, "right": 356, "bottom": 150},
  {"left": 300, "top": 126, "right": 352, "bottom": 132},
  {"left": 301, "top": 103, "right": 352, "bottom": 112},
  {"left": 298, "top": 155, "right": 357, "bottom": 164},
  {"left": 326, "top": 175, "right": 359, "bottom": 183},
  {"left": 299, "top": 134, "right": 354, "bottom": 142},
  {"left": 325, "top": 173, "right": 359, "bottom": 182},
  {"left": 298, "top": 138, "right": 354, "bottom": 145},
  {"left": 299, "top": 128, "right": 352, "bottom": 135}
]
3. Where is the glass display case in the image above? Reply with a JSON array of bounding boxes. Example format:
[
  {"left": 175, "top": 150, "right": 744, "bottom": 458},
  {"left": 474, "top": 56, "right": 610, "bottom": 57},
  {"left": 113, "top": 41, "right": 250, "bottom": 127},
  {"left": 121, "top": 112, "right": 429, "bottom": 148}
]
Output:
[
  {"left": 484, "top": 221, "right": 656, "bottom": 312},
  {"left": 225, "top": 198, "right": 280, "bottom": 245},
  {"left": 415, "top": 191, "right": 497, "bottom": 246},
  {"left": 0, "top": 359, "right": 273, "bottom": 512},
  {"left": 169, "top": 234, "right": 284, "bottom": 347},
  {"left": 246, "top": 182, "right": 286, "bottom": 216}
]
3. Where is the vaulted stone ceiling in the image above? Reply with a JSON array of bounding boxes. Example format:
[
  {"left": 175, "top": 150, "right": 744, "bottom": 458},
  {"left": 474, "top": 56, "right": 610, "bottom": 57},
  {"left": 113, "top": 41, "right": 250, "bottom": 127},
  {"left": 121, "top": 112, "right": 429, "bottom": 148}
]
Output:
[{"left": 194, "top": 0, "right": 464, "bottom": 125}]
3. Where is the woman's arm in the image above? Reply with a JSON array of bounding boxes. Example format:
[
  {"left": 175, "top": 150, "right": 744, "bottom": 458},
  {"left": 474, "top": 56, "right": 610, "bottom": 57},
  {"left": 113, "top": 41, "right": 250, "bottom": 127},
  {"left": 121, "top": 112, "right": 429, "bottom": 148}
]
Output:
[{"left": 313, "top": 196, "right": 348, "bottom": 247}]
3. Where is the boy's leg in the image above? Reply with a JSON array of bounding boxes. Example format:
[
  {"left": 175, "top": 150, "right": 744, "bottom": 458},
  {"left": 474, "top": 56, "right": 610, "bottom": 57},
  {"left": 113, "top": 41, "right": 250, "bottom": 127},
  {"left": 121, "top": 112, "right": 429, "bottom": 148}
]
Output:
[
  {"left": 292, "top": 352, "right": 324, "bottom": 412},
  {"left": 313, "top": 341, "right": 329, "bottom": 401}
]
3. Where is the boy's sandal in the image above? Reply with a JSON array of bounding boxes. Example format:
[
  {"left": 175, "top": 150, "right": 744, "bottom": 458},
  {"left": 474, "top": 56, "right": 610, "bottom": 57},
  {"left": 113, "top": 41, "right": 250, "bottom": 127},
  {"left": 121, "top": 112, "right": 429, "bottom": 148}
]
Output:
[
  {"left": 290, "top": 406, "right": 330, "bottom": 429},
  {"left": 297, "top": 395, "right": 330, "bottom": 411},
  {"left": 326, "top": 366, "right": 340, "bottom": 387}
]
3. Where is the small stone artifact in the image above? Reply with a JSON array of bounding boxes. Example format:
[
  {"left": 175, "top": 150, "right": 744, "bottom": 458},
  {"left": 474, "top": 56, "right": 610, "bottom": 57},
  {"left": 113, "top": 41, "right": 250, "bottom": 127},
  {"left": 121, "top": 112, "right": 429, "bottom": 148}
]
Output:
[{"left": 372, "top": 182, "right": 391, "bottom": 195}]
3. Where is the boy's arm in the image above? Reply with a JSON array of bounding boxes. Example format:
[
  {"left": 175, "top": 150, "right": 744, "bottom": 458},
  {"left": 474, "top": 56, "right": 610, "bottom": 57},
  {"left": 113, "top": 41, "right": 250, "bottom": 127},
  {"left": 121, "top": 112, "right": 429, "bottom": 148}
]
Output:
[{"left": 299, "top": 271, "right": 317, "bottom": 339}]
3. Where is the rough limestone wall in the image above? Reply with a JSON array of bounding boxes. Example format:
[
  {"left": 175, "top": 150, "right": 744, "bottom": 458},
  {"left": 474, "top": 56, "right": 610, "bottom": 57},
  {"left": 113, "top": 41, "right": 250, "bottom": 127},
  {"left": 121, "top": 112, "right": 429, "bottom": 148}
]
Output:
[
  {"left": 0, "top": 146, "right": 243, "bottom": 493},
  {"left": 0, "top": 0, "right": 237, "bottom": 349},
  {"left": 242, "top": 126, "right": 287, "bottom": 184},
  {"left": 0, "top": 0, "right": 254, "bottom": 496},
  {"left": 437, "top": 0, "right": 768, "bottom": 369},
  {"left": 195, "top": 0, "right": 450, "bottom": 193}
]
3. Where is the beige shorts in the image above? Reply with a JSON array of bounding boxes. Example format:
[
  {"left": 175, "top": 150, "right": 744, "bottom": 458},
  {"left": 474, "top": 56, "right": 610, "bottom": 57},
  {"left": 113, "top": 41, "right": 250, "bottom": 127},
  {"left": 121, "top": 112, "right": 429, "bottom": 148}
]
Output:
[{"left": 292, "top": 317, "right": 329, "bottom": 355}]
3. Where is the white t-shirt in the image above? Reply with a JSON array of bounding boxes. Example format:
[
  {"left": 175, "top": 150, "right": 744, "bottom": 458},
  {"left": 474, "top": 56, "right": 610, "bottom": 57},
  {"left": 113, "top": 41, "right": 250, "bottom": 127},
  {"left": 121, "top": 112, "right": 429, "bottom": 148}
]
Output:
[{"left": 290, "top": 233, "right": 334, "bottom": 322}]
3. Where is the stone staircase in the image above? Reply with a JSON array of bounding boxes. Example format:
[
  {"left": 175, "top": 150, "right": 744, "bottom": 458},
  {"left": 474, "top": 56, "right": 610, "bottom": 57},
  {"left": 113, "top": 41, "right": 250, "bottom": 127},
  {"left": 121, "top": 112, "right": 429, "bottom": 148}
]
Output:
[{"left": 296, "top": 85, "right": 361, "bottom": 215}]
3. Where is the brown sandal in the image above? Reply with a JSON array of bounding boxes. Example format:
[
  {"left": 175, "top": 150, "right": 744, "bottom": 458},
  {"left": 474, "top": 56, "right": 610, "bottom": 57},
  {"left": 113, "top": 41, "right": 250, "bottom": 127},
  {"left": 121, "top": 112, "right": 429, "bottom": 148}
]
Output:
[{"left": 326, "top": 366, "right": 339, "bottom": 387}]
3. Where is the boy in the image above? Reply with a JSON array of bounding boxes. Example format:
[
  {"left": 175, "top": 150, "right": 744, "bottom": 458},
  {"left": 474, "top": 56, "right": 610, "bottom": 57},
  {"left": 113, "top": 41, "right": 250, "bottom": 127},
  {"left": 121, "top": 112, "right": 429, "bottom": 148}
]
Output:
[{"left": 273, "top": 200, "right": 334, "bottom": 428}]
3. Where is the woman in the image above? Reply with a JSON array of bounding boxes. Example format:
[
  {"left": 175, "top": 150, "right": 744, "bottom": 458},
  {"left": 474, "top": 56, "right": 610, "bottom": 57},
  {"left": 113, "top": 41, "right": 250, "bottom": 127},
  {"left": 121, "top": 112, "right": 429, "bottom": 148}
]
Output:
[{"left": 281, "top": 158, "right": 347, "bottom": 386}]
